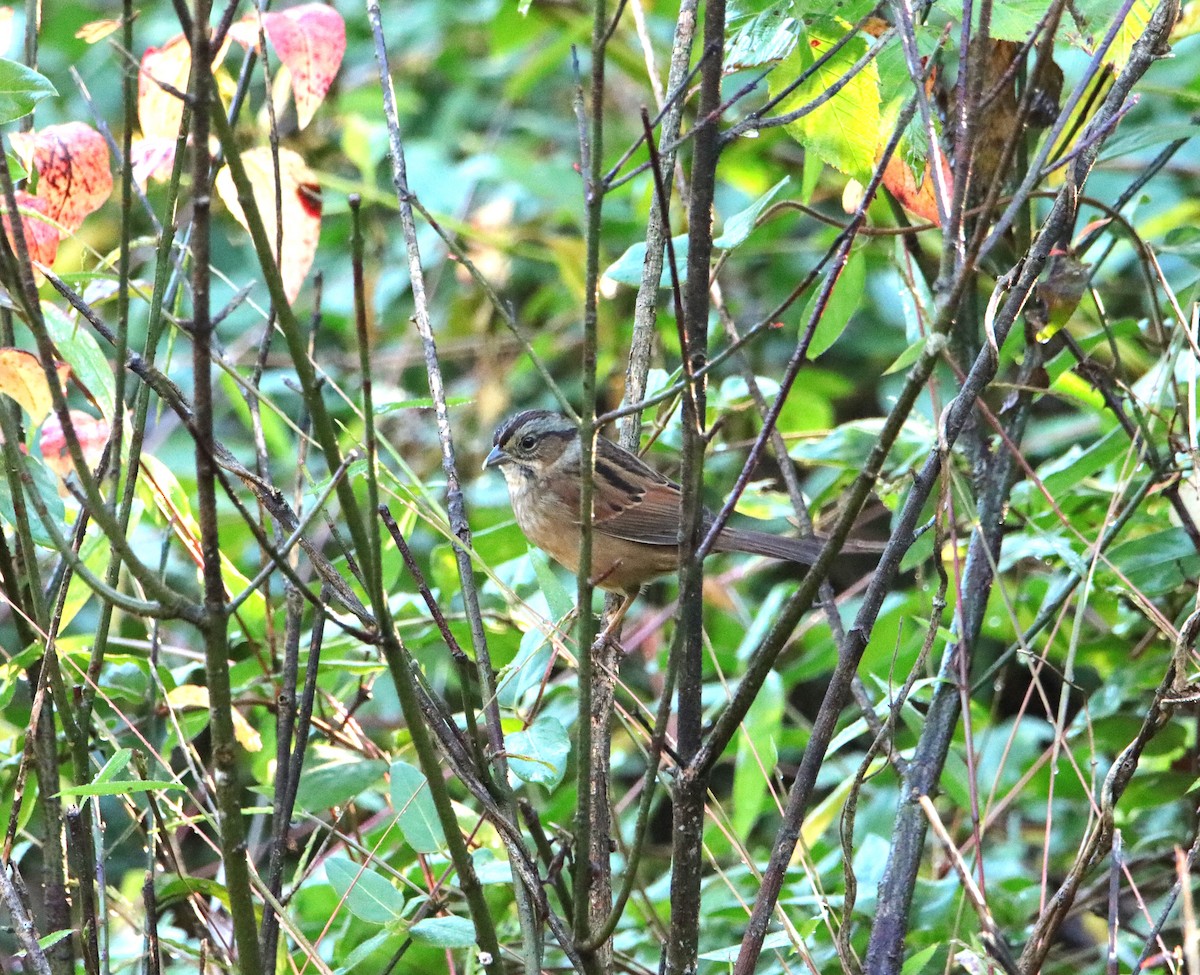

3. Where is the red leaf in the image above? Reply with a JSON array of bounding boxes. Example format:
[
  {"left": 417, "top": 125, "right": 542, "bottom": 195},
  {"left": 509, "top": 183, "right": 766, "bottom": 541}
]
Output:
[
  {"left": 0, "top": 191, "right": 61, "bottom": 269},
  {"left": 229, "top": 4, "right": 345, "bottom": 129},
  {"left": 39, "top": 409, "right": 110, "bottom": 479},
  {"left": 215, "top": 146, "right": 322, "bottom": 304},
  {"left": 10, "top": 122, "right": 113, "bottom": 235}
]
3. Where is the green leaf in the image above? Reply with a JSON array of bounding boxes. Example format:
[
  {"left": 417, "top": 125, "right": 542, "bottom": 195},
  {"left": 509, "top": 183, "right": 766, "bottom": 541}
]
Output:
[
  {"left": 41, "top": 302, "right": 116, "bottom": 420},
  {"left": 506, "top": 716, "right": 570, "bottom": 789},
  {"left": 726, "top": 2, "right": 799, "bottom": 69},
  {"left": 37, "top": 929, "right": 73, "bottom": 951},
  {"left": 529, "top": 547, "right": 573, "bottom": 620},
  {"left": 0, "top": 451, "right": 65, "bottom": 548},
  {"left": 768, "top": 23, "right": 881, "bottom": 181},
  {"left": 0, "top": 59, "right": 57, "bottom": 124},
  {"left": 497, "top": 626, "right": 554, "bottom": 710},
  {"left": 335, "top": 930, "right": 402, "bottom": 975},
  {"left": 375, "top": 394, "right": 473, "bottom": 414},
  {"left": 882, "top": 337, "right": 926, "bottom": 375},
  {"left": 714, "top": 177, "right": 790, "bottom": 250},
  {"left": 57, "top": 779, "right": 187, "bottom": 798},
  {"left": 700, "top": 929, "right": 798, "bottom": 962},
  {"left": 409, "top": 915, "right": 477, "bottom": 948},
  {"left": 731, "top": 671, "right": 783, "bottom": 835},
  {"left": 803, "top": 247, "right": 865, "bottom": 358},
  {"left": 294, "top": 753, "right": 386, "bottom": 812},
  {"left": 603, "top": 235, "right": 689, "bottom": 288},
  {"left": 325, "top": 857, "right": 404, "bottom": 925},
  {"left": 472, "top": 848, "right": 515, "bottom": 885},
  {"left": 390, "top": 760, "right": 445, "bottom": 853}
]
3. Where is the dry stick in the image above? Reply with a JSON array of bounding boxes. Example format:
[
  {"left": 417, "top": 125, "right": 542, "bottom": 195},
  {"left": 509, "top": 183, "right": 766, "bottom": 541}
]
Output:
[
  {"left": 1136, "top": 807, "right": 1200, "bottom": 970},
  {"left": 838, "top": 565, "right": 947, "bottom": 968},
  {"left": 260, "top": 587, "right": 305, "bottom": 974},
  {"left": 565, "top": 0, "right": 612, "bottom": 965},
  {"left": 918, "top": 796, "right": 1019, "bottom": 975},
  {"left": 663, "top": 0, "right": 725, "bottom": 972},
  {"left": 0, "top": 862, "right": 51, "bottom": 975},
  {"left": 366, "top": 4, "right": 541, "bottom": 969},
  {"left": 380, "top": 509, "right": 487, "bottom": 773}
]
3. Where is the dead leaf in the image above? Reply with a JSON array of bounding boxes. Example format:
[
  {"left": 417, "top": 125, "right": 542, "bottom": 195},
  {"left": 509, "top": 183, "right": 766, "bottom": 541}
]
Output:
[
  {"left": 0, "top": 348, "right": 69, "bottom": 425},
  {"left": 215, "top": 145, "right": 322, "bottom": 304},
  {"left": 10, "top": 122, "right": 113, "bottom": 236},
  {"left": 76, "top": 19, "right": 123, "bottom": 44},
  {"left": 227, "top": 3, "right": 345, "bottom": 128}
]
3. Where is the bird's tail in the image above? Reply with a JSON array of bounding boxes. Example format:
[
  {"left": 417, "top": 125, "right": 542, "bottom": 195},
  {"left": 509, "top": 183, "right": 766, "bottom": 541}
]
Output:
[{"left": 715, "top": 527, "right": 883, "bottom": 565}]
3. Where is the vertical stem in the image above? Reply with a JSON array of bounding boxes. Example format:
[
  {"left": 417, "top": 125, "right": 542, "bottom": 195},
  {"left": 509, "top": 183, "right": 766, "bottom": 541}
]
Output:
[
  {"left": 188, "top": 5, "right": 263, "bottom": 975},
  {"left": 667, "top": 0, "right": 723, "bottom": 973}
]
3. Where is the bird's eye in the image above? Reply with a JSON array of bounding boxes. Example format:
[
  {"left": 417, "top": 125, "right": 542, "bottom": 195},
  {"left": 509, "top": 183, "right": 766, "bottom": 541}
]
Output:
[{"left": 519, "top": 434, "right": 537, "bottom": 450}]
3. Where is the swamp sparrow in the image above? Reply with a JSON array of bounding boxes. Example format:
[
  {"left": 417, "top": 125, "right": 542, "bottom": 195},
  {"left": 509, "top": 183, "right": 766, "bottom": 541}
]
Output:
[{"left": 484, "top": 410, "right": 829, "bottom": 634}]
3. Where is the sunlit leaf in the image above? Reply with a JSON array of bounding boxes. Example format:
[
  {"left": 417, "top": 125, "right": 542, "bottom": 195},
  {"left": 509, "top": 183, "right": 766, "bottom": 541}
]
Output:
[
  {"left": 76, "top": 19, "right": 123, "bottom": 44},
  {"left": 130, "top": 136, "right": 177, "bottom": 188},
  {"left": 0, "top": 190, "right": 61, "bottom": 268},
  {"left": 0, "top": 348, "right": 68, "bottom": 425},
  {"left": 768, "top": 23, "right": 881, "bottom": 181},
  {"left": 215, "top": 145, "right": 322, "bottom": 304},
  {"left": 138, "top": 33, "right": 230, "bottom": 142}
]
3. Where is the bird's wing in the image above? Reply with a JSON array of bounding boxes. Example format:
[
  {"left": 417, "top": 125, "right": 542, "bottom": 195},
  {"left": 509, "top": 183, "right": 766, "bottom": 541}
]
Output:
[{"left": 545, "top": 437, "right": 689, "bottom": 546}]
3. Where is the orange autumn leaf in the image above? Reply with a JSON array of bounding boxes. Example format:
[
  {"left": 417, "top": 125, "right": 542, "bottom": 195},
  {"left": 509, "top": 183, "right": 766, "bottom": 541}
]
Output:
[
  {"left": 228, "top": 3, "right": 345, "bottom": 129},
  {"left": 0, "top": 190, "right": 61, "bottom": 268},
  {"left": 880, "top": 147, "right": 950, "bottom": 226},
  {"left": 39, "top": 409, "right": 110, "bottom": 479},
  {"left": 10, "top": 122, "right": 113, "bottom": 236},
  {"left": 215, "top": 146, "right": 322, "bottom": 304},
  {"left": 0, "top": 348, "right": 70, "bottom": 425}
]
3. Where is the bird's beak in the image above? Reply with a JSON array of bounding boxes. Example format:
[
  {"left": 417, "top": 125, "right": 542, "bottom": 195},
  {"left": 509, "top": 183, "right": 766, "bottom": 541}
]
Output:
[{"left": 482, "top": 445, "right": 506, "bottom": 470}]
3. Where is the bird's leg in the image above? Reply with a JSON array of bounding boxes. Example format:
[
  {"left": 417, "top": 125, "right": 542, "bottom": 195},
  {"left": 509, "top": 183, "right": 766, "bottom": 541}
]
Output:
[{"left": 595, "top": 589, "right": 638, "bottom": 651}]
